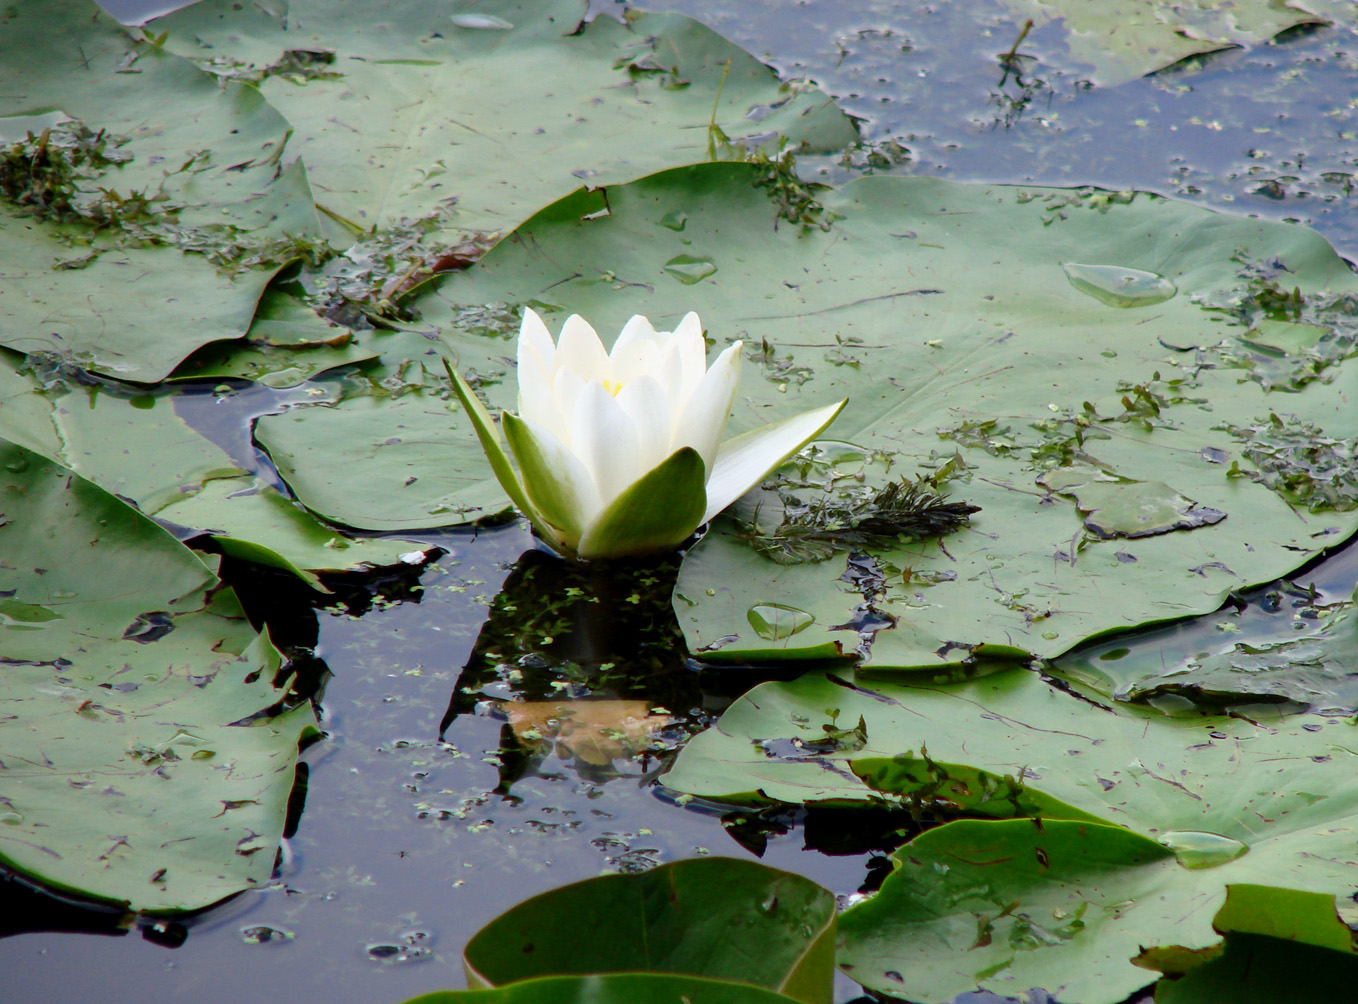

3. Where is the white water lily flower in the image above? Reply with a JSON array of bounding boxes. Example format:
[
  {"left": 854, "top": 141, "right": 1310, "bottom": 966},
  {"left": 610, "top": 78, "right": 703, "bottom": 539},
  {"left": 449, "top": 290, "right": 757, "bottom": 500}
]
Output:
[{"left": 449, "top": 308, "right": 845, "bottom": 559}]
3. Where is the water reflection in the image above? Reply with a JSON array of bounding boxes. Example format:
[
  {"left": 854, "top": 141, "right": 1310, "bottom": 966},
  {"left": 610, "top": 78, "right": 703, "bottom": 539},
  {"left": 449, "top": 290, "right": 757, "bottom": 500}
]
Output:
[{"left": 440, "top": 548, "right": 708, "bottom": 786}]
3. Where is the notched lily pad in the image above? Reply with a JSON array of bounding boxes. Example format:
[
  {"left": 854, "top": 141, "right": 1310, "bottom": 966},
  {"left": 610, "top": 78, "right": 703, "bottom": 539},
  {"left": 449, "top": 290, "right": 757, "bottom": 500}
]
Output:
[
  {"left": 420, "top": 166, "right": 1358, "bottom": 669},
  {"left": 0, "top": 440, "right": 316, "bottom": 912},
  {"left": 1038, "top": 465, "right": 1227, "bottom": 539},
  {"left": 462, "top": 857, "right": 837, "bottom": 1004},
  {"left": 153, "top": 0, "right": 856, "bottom": 236}
]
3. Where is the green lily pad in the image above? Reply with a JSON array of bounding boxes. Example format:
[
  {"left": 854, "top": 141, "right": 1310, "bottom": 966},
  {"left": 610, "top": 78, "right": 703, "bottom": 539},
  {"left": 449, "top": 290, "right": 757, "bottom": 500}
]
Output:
[
  {"left": 411, "top": 163, "right": 1358, "bottom": 669},
  {"left": 1000, "top": 0, "right": 1330, "bottom": 87},
  {"left": 254, "top": 386, "right": 511, "bottom": 531},
  {"left": 1059, "top": 583, "right": 1358, "bottom": 711},
  {"left": 154, "top": 477, "right": 429, "bottom": 591},
  {"left": 0, "top": 201, "right": 281, "bottom": 384},
  {"left": 0, "top": 440, "right": 317, "bottom": 912},
  {"left": 0, "top": 1, "right": 317, "bottom": 382},
  {"left": 663, "top": 667, "right": 1358, "bottom": 864},
  {"left": 1037, "top": 465, "right": 1227, "bottom": 539},
  {"left": 462, "top": 857, "right": 836, "bottom": 1004},
  {"left": 401, "top": 973, "right": 811, "bottom": 1004},
  {"left": 668, "top": 668, "right": 1358, "bottom": 999},
  {"left": 172, "top": 289, "right": 377, "bottom": 388},
  {"left": 663, "top": 666, "right": 1358, "bottom": 999},
  {"left": 0, "top": 343, "right": 419, "bottom": 585},
  {"left": 154, "top": 0, "right": 855, "bottom": 236},
  {"left": 837, "top": 819, "right": 1358, "bottom": 1004},
  {"left": 1156, "top": 934, "right": 1358, "bottom": 1003}
]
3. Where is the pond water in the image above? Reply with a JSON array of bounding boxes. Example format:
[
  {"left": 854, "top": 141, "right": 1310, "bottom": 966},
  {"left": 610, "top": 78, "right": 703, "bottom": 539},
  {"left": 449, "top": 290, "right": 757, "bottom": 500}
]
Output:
[{"left": 5, "top": 2, "right": 1358, "bottom": 1003}]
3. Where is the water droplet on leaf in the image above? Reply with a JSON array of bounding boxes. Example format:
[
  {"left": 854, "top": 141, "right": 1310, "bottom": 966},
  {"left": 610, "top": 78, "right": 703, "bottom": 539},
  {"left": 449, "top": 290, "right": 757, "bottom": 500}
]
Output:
[
  {"left": 747, "top": 603, "right": 815, "bottom": 640},
  {"left": 450, "top": 13, "right": 513, "bottom": 29},
  {"left": 663, "top": 254, "right": 717, "bottom": 285},
  {"left": 1157, "top": 830, "right": 1248, "bottom": 869},
  {"left": 1063, "top": 263, "right": 1177, "bottom": 308},
  {"left": 659, "top": 210, "right": 688, "bottom": 231}
]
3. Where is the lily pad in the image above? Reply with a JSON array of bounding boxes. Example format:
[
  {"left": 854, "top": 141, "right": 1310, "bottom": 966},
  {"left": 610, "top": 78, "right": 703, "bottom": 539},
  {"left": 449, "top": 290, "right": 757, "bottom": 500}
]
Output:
[
  {"left": 411, "top": 164, "right": 1358, "bottom": 669},
  {"left": 154, "top": 477, "right": 429, "bottom": 591},
  {"left": 663, "top": 666, "right": 1358, "bottom": 1000},
  {"left": 1037, "top": 465, "right": 1227, "bottom": 539},
  {"left": 0, "top": 1, "right": 317, "bottom": 382},
  {"left": 1059, "top": 579, "right": 1358, "bottom": 710},
  {"left": 1156, "top": 933, "right": 1358, "bottom": 1003},
  {"left": 837, "top": 818, "right": 1358, "bottom": 1004},
  {"left": 154, "top": 0, "right": 856, "bottom": 236},
  {"left": 254, "top": 386, "right": 511, "bottom": 531},
  {"left": 999, "top": 0, "right": 1330, "bottom": 87},
  {"left": 0, "top": 441, "right": 317, "bottom": 912},
  {"left": 462, "top": 857, "right": 836, "bottom": 1004},
  {"left": 172, "top": 289, "right": 377, "bottom": 388},
  {"left": 0, "top": 349, "right": 424, "bottom": 584},
  {"left": 0, "top": 201, "right": 282, "bottom": 384},
  {"left": 401, "top": 973, "right": 810, "bottom": 1004}
]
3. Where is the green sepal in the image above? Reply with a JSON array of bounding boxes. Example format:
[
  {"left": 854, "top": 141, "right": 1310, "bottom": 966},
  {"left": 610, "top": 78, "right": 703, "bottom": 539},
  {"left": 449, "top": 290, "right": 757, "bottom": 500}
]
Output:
[
  {"left": 444, "top": 359, "right": 559, "bottom": 548},
  {"left": 502, "top": 412, "right": 588, "bottom": 550},
  {"left": 576, "top": 446, "right": 708, "bottom": 558}
]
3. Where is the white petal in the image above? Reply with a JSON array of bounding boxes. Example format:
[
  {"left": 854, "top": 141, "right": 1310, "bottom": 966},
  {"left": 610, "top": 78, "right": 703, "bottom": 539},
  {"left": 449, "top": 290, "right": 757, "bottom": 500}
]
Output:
[
  {"left": 549, "top": 366, "right": 586, "bottom": 449},
  {"left": 504, "top": 415, "right": 604, "bottom": 542},
  {"left": 611, "top": 314, "right": 660, "bottom": 360},
  {"left": 610, "top": 337, "right": 662, "bottom": 387},
  {"left": 702, "top": 399, "right": 847, "bottom": 524},
  {"left": 613, "top": 375, "right": 675, "bottom": 471},
  {"left": 519, "top": 308, "right": 557, "bottom": 367},
  {"left": 517, "top": 345, "right": 557, "bottom": 428},
  {"left": 572, "top": 380, "right": 641, "bottom": 507},
  {"left": 651, "top": 347, "right": 687, "bottom": 424},
  {"left": 671, "top": 312, "right": 708, "bottom": 401},
  {"left": 674, "top": 341, "right": 741, "bottom": 477},
  {"left": 556, "top": 314, "right": 610, "bottom": 382}
]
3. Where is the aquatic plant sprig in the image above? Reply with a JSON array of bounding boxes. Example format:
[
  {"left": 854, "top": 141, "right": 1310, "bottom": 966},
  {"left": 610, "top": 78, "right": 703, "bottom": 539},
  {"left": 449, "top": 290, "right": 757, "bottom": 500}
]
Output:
[
  {"left": 744, "top": 476, "right": 982, "bottom": 565},
  {"left": 447, "top": 308, "right": 845, "bottom": 560}
]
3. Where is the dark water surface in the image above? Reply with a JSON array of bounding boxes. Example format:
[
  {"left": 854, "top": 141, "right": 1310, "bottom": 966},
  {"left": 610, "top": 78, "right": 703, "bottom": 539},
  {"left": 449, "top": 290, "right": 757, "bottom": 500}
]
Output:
[{"left": 5, "top": 2, "right": 1357, "bottom": 1003}]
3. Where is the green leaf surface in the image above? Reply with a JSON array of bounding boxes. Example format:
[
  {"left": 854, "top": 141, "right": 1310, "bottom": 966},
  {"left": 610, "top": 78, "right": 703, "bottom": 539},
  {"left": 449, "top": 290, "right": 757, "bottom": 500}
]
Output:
[
  {"left": 173, "top": 289, "right": 377, "bottom": 388},
  {"left": 401, "top": 972, "right": 809, "bottom": 1004},
  {"left": 1059, "top": 581, "right": 1358, "bottom": 711},
  {"left": 153, "top": 0, "right": 855, "bottom": 236},
  {"left": 414, "top": 164, "right": 1358, "bottom": 668},
  {"left": 0, "top": 441, "right": 316, "bottom": 912},
  {"left": 254, "top": 388, "right": 511, "bottom": 531},
  {"left": 0, "top": 356, "right": 405, "bottom": 583},
  {"left": 837, "top": 819, "right": 1358, "bottom": 1003},
  {"left": 837, "top": 819, "right": 1187, "bottom": 1003},
  {"left": 999, "top": 0, "right": 1330, "bottom": 87},
  {"left": 1155, "top": 934, "right": 1358, "bottom": 1004},
  {"left": 0, "top": 202, "right": 280, "bottom": 384},
  {"left": 0, "top": 0, "right": 296, "bottom": 223},
  {"left": 663, "top": 667, "right": 1358, "bottom": 997},
  {"left": 0, "top": 1, "right": 316, "bottom": 382},
  {"left": 154, "top": 477, "right": 428, "bottom": 591},
  {"left": 461, "top": 857, "right": 836, "bottom": 1004}
]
